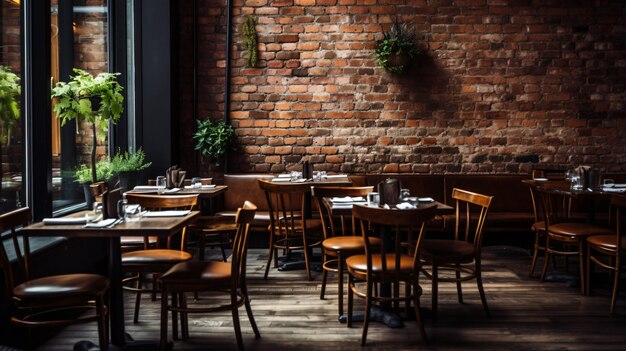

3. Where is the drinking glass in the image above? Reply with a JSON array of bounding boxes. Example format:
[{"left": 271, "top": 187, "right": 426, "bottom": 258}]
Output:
[
  {"left": 367, "top": 192, "right": 380, "bottom": 207},
  {"left": 313, "top": 171, "right": 321, "bottom": 181},
  {"left": 117, "top": 199, "right": 127, "bottom": 221},
  {"left": 400, "top": 188, "right": 411, "bottom": 202},
  {"left": 156, "top": 176, "right": 167, "bottom": 194},
  {"left": 86, "top": 202, "right": 102, "bottom": 222},
  {"left": 191, "top": 177, "right": 202, "bottom": 188},
  {"left": 570, "top": 175, "right": 582, "bottom": 191},
  {"left": 290, "top": 171, "right": 301, "bottom": 182},
  {"left": 127, "top": 205, "right": 143, "bottom": 222}
]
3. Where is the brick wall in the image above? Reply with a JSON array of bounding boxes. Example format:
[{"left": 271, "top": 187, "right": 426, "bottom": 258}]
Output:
[{"left": 178, "top": 1, "right": 626, "bottom": 176}]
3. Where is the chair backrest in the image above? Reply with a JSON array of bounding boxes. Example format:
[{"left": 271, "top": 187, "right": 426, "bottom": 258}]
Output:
[
  {"left": 535, "top": 186, "right": 571, "bottom": 231},
  {"left": 231, "top": 201, "right": 257, "bottom": 286},
  {"left": 258, "top": 180, "right": 311, "bottom": 237},
  {"left": 352, "top": 204, "right": 437, "bottom": 281},
  {"left": 311, "top": 186, "right": 374, "bottom": 240},
  {"left": 125, "top": 194, "right": 199, "bottom": 249},
  {"left": 451, "top": 188, "right": 493, "bottom": 255},
  {"left": 0, "top": 207, "right": 32, "bottom": 299},
  {"left": 224, "top": 174, "right": 274, "bottom": 211},
  {"left": 611, "top": 194, "right": 626, "bottom": 254}
]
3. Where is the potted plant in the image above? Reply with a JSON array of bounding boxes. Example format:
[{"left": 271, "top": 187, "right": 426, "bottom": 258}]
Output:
[
  {"left": 374, "top": 20, "right": 420, "bottom": 74},
  {"left": 193, "top": 118, "right": 236, "bottom": 167},
  {"left": 109, "top": 148, "right": 152, "bottom": 191},
  {"left": 51, "top": 68, "right": 124, "bottom": 185},
  {"left": 0, "top": 65, "right": 21, "bottom": 146},
  {"left": 74, "top": 160, "right": 113, "bottom": 207}
]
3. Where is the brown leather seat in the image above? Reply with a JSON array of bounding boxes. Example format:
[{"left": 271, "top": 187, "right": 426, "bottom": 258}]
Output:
[
  {"left": 0, "top": 208, "right": 109, "bottom": 350},
  {"left": 586, "top": 194, "right": 626, "bottom": 314},
  {"left": 346, "top": 204, "right": 437, "bottom": 346},
  {"left": 312, "top": 185, "right": 374, "bottom": 317},
  {"left": 122, "top": 194, "right": 198, "bottom": 323},
  {"left": 159, "top": 202, "right": 260, "bottom": 351},
  {"left": 258, "top": 179, "right": 324, "bottom": 281},
  {"left": 420, "top": 188, "right": 493, "bottom": 322},
  {"left": 536, "top": 187, "right": 612, "bottom": 295}
]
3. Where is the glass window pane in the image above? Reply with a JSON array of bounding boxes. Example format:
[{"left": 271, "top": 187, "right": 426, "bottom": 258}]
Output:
[
  {"left": 0, "top": 0, "right": 24, "bottom": 214},
  {"left": 51, "top": 0, "right": 109, "bottom": 212}
]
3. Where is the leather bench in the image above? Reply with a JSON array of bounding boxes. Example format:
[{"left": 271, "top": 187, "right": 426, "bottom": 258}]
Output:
[{"left": 214, "top": 174, "right": 274, "bottom": 230}]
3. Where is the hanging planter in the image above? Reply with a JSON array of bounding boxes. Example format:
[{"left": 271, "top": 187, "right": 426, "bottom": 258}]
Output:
[
  {"left": 374, "top": 20, "right": 420, "bottom": 74},
  {"left": 241, "top": 15, "right": 258, "bottom": 68}
]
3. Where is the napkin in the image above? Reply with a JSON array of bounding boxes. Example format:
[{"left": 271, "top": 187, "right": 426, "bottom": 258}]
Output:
[
  {"left": 331, "top": 196, "right": 365, "bottom": 203},
  {"left": 143, "top": 210, "right": 191, "bottom": 217},
  {"left": 134, "top": 185, "right": 159, "bottom": 190},
  {"left": 602, "top": 187, "right": 626, "bottom": 193},
  {"left": 277, "top": 174, "right": 292, "bottom": 178},
  {"left": 325, "top": 174, "right": 348, "bottom": 178},
  {"left": 271, "top": 178, "right": 291, "bottom": 182},
  {"left": 43, "top": 217, "right": 87, "bottom": 225},
  {"left": 83, "top": 218, "right": 118, "bottom": 228},
  {"left": 164, "top": 188, "right": 181, "bottom": 194},
  {"left": 396, "top": 202, "right": 415, "bottom": 210},
  {"left": 331, "top": 203, "right": 353, "bottom": 209},
  {"left": 418, "top": 197, "right": 435, "bottom": 202}
]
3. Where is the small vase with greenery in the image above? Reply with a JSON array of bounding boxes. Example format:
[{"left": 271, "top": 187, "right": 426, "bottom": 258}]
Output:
[
  {"left": 193, "top": 118, "right": 236, "bottom": 167},
  {"left": 109, "top": 148, "right": 152, "bottom": 191},
  {"left": 241, "top": 15, "right": 258, "bottom": 68},
  {"left": 374, "top": 20, "right": 420, "bottom": 74},
  {"left": 51, "top": 68, "right": 124, "bottom": 184},
  {"left": 0, "top": 66, "right": 21, "bottom": 146}
]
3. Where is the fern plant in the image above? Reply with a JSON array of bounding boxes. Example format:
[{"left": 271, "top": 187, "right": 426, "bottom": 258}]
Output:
[
  {"left": 242, "top": 15, "right": 258, "bottom": 68},
  {"left": 193, "top": 119, "right": 236, "bottom": 166}
]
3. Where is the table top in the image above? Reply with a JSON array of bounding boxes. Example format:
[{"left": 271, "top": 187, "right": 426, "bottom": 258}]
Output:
[
  {"left": 259, "top": 176, "right": 352, "bottom": 188},
  {"left": 23, "top": 210, "right": 200, "bottom": 238},
  {"left": 522, "top": 179, "right": 625, "bottom": 198},
  {"left": 125, "top": 185, "right": 228, "bottom": 198},
  {"left": 322, "top": 197, "right": 453, "bottom": 216}
]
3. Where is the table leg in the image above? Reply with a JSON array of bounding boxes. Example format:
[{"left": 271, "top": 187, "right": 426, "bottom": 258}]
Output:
[{"left": 109, "top": 237, "right": 125, "bottom": 346}]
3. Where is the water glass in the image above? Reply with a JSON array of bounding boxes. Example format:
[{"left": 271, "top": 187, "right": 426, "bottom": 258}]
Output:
[
  {"left": 86, "top": 201, "right": 102, "bottom": 222},
  {"left": 191, "top": 177, "right": 202, "bottom": 188},
  {"left": 290, "top": 171, "right": 302, "bottom": 182},
  {"left": 367, "top": 192, "right": 380, "bottom": 207},
  {"left": 313, "top": 171, "right": 321, "bottom": 181},
  {"left": 117, "top": 199, "right": 127, "bottom": 221},
  {"left": 400, "top": 188, "right": 411, "bottom": 202},
  {"left": 127, "top": 205, "right": 143, "bottom": 222},
  {"left": 156, "top": 176, "right": 167, "bottom": 194},
  {"left": 570, "top": 175, "right": 582, "bottom": 191}
]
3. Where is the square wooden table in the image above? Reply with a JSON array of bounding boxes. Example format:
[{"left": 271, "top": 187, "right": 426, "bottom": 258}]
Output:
[{"left": 22, "top": 211, "right": 200, "bottom": 349}]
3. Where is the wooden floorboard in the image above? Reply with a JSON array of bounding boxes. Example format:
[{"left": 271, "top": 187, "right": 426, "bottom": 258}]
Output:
[{"left": 33, "top": 246, "right": 626, "bottom": 350}]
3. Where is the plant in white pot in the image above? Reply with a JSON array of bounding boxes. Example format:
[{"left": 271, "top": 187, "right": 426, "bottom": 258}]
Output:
[{"left": 51, "top": 68, "right": 124, "bottom": 185}]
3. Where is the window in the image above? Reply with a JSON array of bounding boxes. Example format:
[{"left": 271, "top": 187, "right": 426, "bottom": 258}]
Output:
[
  {"left": 0, "top": 0, "right": 25, "bottom": 215},
  {"left": 51, "top": 0, "right": 109, "bottom": 212}
]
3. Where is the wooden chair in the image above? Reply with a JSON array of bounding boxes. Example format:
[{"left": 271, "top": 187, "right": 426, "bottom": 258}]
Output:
[
  {"left": 346, "top": 204, "right": 437, "bottom": 346},
  {"left": 312, "top": 185, "right": 375, "bottom": 317},
  {"left": 420, "top": 188, "right": 493, "bottom": 322},
  {"left": 586, "top": 194, "right": 626, "bottom": 313},
  {"left": 159, "top": 201, "right": 260, "bottom": 351},
  {"left": 122, "top": 194, "right": 198, "bottom": 323},
  {"left": 536, "top": 187, "right": 611, "bottom": 295},
  {"left": 258, "top": 180, "right": 323, "bottom": 281},
  {"left": 0, "top": 208, "right": 109, "bottom": 350},
  {"left": 528, "top": 182, "right": 547, "bottom": 277}
]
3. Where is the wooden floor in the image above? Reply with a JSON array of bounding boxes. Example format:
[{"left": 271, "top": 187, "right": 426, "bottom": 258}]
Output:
[{"left": 35, "top": 246, "right": 626, "bottom": 351}]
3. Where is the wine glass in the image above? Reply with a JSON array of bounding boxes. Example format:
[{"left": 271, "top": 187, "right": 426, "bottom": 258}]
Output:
[{"left": 156, "top": 176, "right": 167, "bottom": 194}]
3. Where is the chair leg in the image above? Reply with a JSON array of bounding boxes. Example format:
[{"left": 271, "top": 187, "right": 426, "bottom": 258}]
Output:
[
  {"left": 320, "top": 253, "right": 328, "bottom": 300},
  {"left": 586, "top": 245, "right": 592, "bottom": 297},
  {"left": 610, "top": 258, "right": 620, "bottom": 314},
  {"left": 171, "top": 292, "right": 179, "bottom": 341},
  {"left": 455, "top": 263, "right": 463, "bottom": 304},
  {"left": 231, "top": 290, "right": 245, "bottom": 351},
  {"left": 179, "top": 292, "right": 189, "bottom": 339},
  {"left": 96, "top": 295, "right": 108, "bottom": 351},
  {"left": 578, "top": 240, "right": 586, "bottom": 295},
  {"left": 198, "top": 232, "right": 205, "bottom": 261},
  {"left": 431, "top": 264, "right": 439, "bottom": 323},
  {"left": 242, "top": 283, "right": 261, "bottom": 338},
  {"left": 540, "top": 237, "right": 552, "bottom": 282},
  {"left": 347, "top": 274, "right": 354, "bottom": 328},
  {"left": 529, "top": 230, "right": 540, "bottom": 278},
  {"left": 302, "top": 233, "right": 313, "bottom": 281},
  {"left": 475, "top": 259, "right": 490, "bottom": 317},
  {"left": 337, "top": 253, "right": 344, "bottom": 317},
  {"left": 361, "top": 279, "right": 372, "bottom": 346},
  {"left": 264, "top": 235, "right": 275, "bottom": 280},
  {"left": 413, "top": 281, "right": 427, "bottom": 344},
  {"left": 133, "top": 274, "right": 142, "bottom": 324},
  {"left": 160, "top": 288, "right": 169, "bottom": 351}
]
